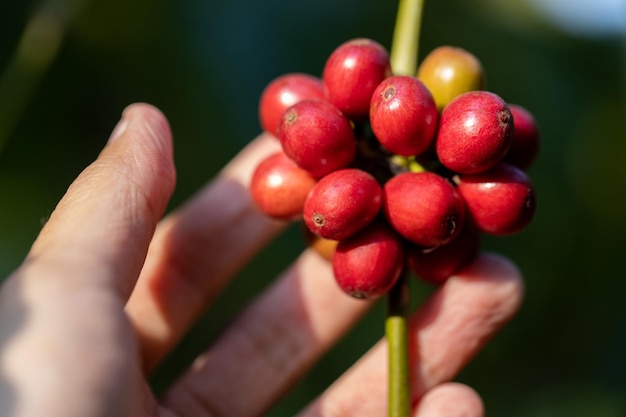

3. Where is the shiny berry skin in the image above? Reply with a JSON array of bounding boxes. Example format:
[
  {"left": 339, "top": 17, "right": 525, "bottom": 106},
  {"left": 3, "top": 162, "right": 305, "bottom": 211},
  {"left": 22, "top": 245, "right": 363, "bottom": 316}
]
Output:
[
  {"left": 504, "top": 104, "right": 540, "bottom": 170},
  {"left": 323, "top": 38, "right": 392, "bottom": 120},
  {"left": 407, "top": 223, "right": 480, "bottom": 285},
  {"left": 332, "top": 221, "right": 405, "bottom": 299},
  {"left": 456, "top": 163, "right": 536, "bottom": 235},
  {"left": 304, "top": 168, "right": 382, "bottom": 240},
  {"left": 370, "top": 75, "right": 438, "bottom": 156},
  {"left": 278, "top": 99, "right": 357, "bottom": 178},
  {"left": 416, "top": 46, "right": 486, "bottom": 111},
  {"left": 250, "top": 151, "right": 317, "bottom": 220},
  {"left": 436, "top": 91, "right": 514, "bottom": 174},
  {"left": 259, "top": 73, "right": 325, "bottom": 135},
  {"left": 383, "top": 171, "right": 465, "bottom": 248}
]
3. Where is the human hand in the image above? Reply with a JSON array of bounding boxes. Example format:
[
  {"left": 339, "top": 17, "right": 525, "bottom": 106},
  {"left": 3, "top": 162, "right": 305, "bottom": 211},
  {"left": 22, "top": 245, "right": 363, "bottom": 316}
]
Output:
[{"left": 0, "top": 103, "right": 524, "bottom": 417}]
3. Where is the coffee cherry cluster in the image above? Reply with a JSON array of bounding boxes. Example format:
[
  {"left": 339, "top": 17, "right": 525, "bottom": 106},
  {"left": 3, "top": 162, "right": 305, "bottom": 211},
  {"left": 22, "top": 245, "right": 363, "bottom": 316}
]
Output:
[{"left": 251, "top": 39, "right": 539, "bottom": 300}]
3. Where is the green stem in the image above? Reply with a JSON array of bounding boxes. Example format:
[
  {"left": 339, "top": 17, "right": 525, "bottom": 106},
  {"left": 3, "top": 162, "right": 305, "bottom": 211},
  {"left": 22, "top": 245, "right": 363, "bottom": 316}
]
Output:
[
  {"left": 386, "top": 1, "right": 425, "bottom": 416},
  {"left": 386, "top": 269, "right": 411, "bottom": 417},
  {"left": 390, "top": 0, "right": 425, "bottom": 76}
]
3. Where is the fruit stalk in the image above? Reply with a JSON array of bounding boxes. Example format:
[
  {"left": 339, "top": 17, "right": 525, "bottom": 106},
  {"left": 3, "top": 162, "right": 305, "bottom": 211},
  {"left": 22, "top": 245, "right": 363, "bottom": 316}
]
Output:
[
  {"left": 386, "top": 268, "right": 411, "bottom": 417},
  {"left": 390, "top": 0, "right": 425, "bottom": 75},
  {"left": 387, "top": 0, "right": 425, "bottom": 415}
]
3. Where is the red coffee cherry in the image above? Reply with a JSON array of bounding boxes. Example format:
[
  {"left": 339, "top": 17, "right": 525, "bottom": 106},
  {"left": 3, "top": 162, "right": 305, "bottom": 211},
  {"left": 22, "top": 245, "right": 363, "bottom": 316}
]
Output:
[
  {"left": 323, "top": 38, "right": 392, "bottom": 120},
  {"left": 250, "top": 151, "right": 317, "bottom": 220},
  {"left": 436, "top": 91, "right": 514, "bottom": 174},
  {"left": 383, "top": 171, "right": 465, "bottom": 248},
  {"left": 407, "top": 222, "right": 480, "bottom": 285},
  {"left": 278, "top": 99, "right": 357, "bottom": 178},
  {"left": 304, "top": 168, "right": 382, "bottom": 241},
  {"left": 456, "top": 163, "right": 536, "bottom": 235},
  {"left": 369, "top": 75, "right": 438, "bottom": 156},
  {"left": 504, "top": 104, "right": 540, "bottom": 171},
  {"left": 332, "top": 221, "right": 405, "bottom": 300},
  {"left": 259, "top": 73, "right": 324, "bottom": 136}
]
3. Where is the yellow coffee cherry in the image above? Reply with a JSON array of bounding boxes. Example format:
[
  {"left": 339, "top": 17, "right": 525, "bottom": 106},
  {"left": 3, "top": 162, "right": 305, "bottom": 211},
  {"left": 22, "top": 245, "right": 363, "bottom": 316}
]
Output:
[
  {"left": 302, "top": 224, "right": 338, "bottom": 261},
  {"left": 417, "top": 46, "right": 486, "bottom": 111}
]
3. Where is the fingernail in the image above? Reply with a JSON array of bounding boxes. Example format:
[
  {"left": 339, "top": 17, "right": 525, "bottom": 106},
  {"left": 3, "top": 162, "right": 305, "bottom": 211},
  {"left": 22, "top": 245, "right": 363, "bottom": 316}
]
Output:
[{"left": 108, "top": 117, "right": 128, "bottom": 144}]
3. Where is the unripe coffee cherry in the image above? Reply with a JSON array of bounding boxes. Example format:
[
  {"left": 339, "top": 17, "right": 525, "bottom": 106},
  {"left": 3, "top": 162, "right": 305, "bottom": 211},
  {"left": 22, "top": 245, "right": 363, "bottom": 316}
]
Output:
[
  {"left": 259, "top": 73, "right": 324, "bottom": 135},
  {"left": 417, "top": 46, "right": 486, "bottom": 110},
  {"left": 456, "top": 163, "right": 536, "bottom": 235},
  {"left": 436, "top": 91, "right": 514, "bottom": 174},
  {"left": 250, "top": 151, "right": 317, "bottom": 220},
  {"left": 278, "top": 99, "right": 357, "bottom": 178},
  {"left": 333, "top": 221, "right": 405, "bottom": 299},
  {"left": 304, "top": 168, "right": 382, "bottom": 241},
  {"left": 370, "top": 75, "right": 438, "bottom": 156},
  {"left": 504, "top": 104, "right": 540, "bottom": 170},
  {"left": 383, "top": 171, "right": 465, "bottom": 248},
  {"left": 323, "top": 38, "right": 392, "bottom": 120},
  {"left": 407, "top": 223, "right": 480, "bottom": 285},
  {"left": 302, "top": 225, "right": 338, "bottom": 261}
]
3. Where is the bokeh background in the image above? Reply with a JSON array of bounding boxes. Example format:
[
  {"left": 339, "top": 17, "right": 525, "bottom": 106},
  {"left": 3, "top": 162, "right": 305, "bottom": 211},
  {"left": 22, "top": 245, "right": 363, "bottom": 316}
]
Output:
[{"left": 1, "top": 0, "right": 625, "bottom": 415}]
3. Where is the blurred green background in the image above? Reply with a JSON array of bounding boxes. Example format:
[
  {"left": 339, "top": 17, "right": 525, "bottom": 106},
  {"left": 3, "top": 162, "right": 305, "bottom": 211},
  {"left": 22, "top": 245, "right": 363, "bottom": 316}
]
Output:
[{"left": 1, "top": 0, "right": 625, "bottom": 415}]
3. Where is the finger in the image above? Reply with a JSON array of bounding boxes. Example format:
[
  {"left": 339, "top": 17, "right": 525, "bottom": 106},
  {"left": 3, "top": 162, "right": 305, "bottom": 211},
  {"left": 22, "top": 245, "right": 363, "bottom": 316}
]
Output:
[
  {"left": 413, "top": 383, "right": 484, "bottom": 417},
  {"left": 296, "top": 252, "right": 524, "bottom": 417},
  {"left": 125, "top": 133, "right": 286, "bottom": 371},
  {"left": 18, "top": 103, "right": 175, "bottom": 299},
  {"left": 160, "top": 249, "right": 374, "bottom": 417}
]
